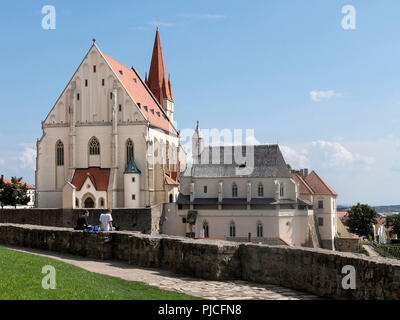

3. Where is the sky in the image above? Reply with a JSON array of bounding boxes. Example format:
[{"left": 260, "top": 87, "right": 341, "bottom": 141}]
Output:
[{"left": 0, "top": 0, "right": 399, "bottom": 206}]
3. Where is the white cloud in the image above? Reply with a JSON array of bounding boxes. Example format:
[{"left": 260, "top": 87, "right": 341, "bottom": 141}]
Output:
[
  {"left": 309, "top": 140, "right": 375, "bottom": 168},
  {"left": 179, "top": 13, "right": 226, "bottom": 20},
  {"left": 19, "top": 145, "right": 36, "bottom": 170},
  {"left": 281, "top": 140, "right": 375, "bottom": 170},
  {"left": 150, "top": 19, "right": 175, "bottom": 28},
  {"left": 280, "top": 145, "right": 310, "bottom": 169},
  {"left": 200, "top": 14, "right": 226, "bottom": 20},
  {"left": 309, "top": 90, "right": 339, "bottom": 102}
]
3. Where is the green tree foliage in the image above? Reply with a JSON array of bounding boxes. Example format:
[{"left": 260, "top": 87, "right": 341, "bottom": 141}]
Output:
[
  {"left": 344, "top": 203, "right": 378, "bottom": 239},
  {"left": 385, "top": 214, "right": 400, "bottom": 239},
  {"left": 0, "top": 177, "right": 30, "bottom": 208}
]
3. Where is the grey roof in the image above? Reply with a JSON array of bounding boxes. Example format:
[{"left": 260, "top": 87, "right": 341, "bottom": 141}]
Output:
[{"left": 192, "top": 145, "right": 290, "bottom": 178}]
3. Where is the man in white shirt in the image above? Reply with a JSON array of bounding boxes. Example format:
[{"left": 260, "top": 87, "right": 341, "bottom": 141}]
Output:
[{"left": 99, "top": 209, "right": 113, "bottom": 231}]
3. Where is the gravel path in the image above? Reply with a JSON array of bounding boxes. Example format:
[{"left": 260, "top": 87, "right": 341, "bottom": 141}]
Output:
[{"left": 3, "top": 245, "right": 319, "bottom": 300}]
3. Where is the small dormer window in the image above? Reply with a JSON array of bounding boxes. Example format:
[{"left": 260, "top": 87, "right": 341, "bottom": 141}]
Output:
[
  {"left": 150, "top": 109, "right": 154, "bottom": 114},
  {"left": 162, "top": 114, "right": 167, "bottom": 119},
  {"left": 137, "top": 103, "right": 141, "bottom": 109},
  {"left": 119, "top": 70, "right": 123, "bottom": 75},
  {"left": 133, "top": 78, "right": 137, "bottom": 83},
  {"left": 144, "top": 106, "right": 148, "bottom": 112},
  {"left": 156, "top": 111, "right": 160, "bottom": 117},
  {"left": 93, "top": 65, "right": 96, "bottom": 73}
]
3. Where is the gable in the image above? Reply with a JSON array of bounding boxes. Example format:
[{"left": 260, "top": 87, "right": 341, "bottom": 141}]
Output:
[{"left": 43, "top": 43, "right": 178, "bottom": 135}]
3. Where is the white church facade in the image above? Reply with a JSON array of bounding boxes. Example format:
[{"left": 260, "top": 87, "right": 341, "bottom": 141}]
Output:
[{"left": 36, "top": 30, "right": 185, "bottom": 209}]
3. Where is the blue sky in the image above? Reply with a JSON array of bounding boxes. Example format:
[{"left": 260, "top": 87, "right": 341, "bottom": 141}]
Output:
[{"left": 0, "top": 0, "right": 399, "bottom": 206}]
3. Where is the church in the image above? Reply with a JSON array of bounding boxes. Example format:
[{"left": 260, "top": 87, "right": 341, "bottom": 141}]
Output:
[
  {"left": 35, "top": 29, "right": 186, "bottom": 209},
  {"left": 167, "top": 122, "right": 338, "bottom": 249}
]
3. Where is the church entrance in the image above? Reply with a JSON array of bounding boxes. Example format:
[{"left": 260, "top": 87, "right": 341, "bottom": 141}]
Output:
[{"left": 84, "top": 197, "right": 95, "bottom": 208}]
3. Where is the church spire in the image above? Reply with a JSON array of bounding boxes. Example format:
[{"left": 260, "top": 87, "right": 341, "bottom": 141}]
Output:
[{"left": 146, "top": 28, "right": 174, "bottom": 108}]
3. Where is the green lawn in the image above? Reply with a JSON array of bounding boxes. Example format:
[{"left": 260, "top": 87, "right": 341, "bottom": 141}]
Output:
[{"left": 0, "top": 246, "right": 200, "bottom": 300}]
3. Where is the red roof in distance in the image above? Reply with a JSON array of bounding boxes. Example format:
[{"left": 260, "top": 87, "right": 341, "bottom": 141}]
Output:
[{"left": 304, "top": 171, "right": 338, "bottom": 196}]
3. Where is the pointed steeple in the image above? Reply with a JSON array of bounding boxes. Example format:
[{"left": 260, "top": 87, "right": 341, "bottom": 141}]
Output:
[{"left": 146, "top": 28, "right": 174, "bottom": 108}]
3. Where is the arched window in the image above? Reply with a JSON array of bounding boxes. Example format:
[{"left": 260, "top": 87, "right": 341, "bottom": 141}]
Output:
[
  {"left": 75, "top": 198, "right": 79, "bottom": 208},
  {"left": 232, "top": 183, "right": 238, "bottom": 197},
  {"left": 280, "top": 183, "right": 284, "bottom": 197},
  {"left": 257, "top": 222, "right": 263, "bottom": 238},
  {"left": 126, "top": 139, "right": 134, "bottom": 165},
  {"left": 169, "top": 194, "right": 173, "bottom": 203},
  {"left": 229, "top": 221, "right": 236, "bottom": 237},
  {"left": 89, "top": 137, "right": 100, "bottom": 155},
  {"left": 258, "top": 183, "right": 264, "bottom": 197},
  {"left": 56, "top": 140, "right": 64, "bottom": 166},
  {"left": 203, "top": 221, "right": 209, "bottom": 238}
]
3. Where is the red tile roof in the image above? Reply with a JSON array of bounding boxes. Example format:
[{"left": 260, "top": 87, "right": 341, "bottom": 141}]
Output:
[
  {"left": 337, "top": 211, "right": 348, "bottom": 220},
  {"left": 304, "top": 171, "right": 338, "bottom": 196},
  {"left": 146, "top": 29, "right": 174, "bottom": 104},
  {"left": 291, "top": 173, "right": 314, "bottom": 194},
  {"left": 1, "top": 177, "right": 35, "bottom": 189},
  {"left": 71, "top": 168, "right": 110, "bottom": 191},
  {"left": 101, "top": 50, "right": 177, "bottom": 135}
]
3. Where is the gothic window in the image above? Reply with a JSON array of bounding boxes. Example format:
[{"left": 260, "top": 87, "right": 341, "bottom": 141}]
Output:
[
  {"left": 126, "top": 139, "right": 134, "bottom": 165},
  {"left": 89, "top": 137, "right": 100, "bottom": 155},
  {"left": 56, "top": 140, "right": 64, "bottom": 166},
  {"left": 203, "top": 221, "right": 209, "bottom": 238},
  {"left": 229, "top": 221, "right": 236, "bottom": 237},
  {"left": 257, "top": 222, "right": 263, "bottom": 238},
  {"left": 232, "top": 183, "right": 238, "bottom": 198},
  {"left": 280, "top": 183, "right": 284, "bottom": 197},
  {"left": 258, "top": 183, "right": 264, "bottom": 197}
]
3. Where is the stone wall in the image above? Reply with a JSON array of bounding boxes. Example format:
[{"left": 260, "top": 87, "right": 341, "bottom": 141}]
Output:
[
  {"left": 1, "top": 223, "right": 400, "bottom": 300},
  {"left": 335, "top": 237, "right": 359, "bottom": 253},
  {"left": 0, "top": 208, "right": 155, "bottom": 234}
]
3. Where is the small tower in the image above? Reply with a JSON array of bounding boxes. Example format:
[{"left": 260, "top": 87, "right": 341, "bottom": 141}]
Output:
[
  {"left": 192, "top": 121, "right": 204, "bottom": 164},
  {"left": 124, "top": 157, "right": 141, "bottom": 208}
]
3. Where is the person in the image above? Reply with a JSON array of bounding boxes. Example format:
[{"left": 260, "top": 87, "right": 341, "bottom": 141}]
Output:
[
  {"left": 75, "top": 211, "right": 90, "bottom": 230},
  {"left": 99, "top": 209, "right": 113, "bottom": 231}
]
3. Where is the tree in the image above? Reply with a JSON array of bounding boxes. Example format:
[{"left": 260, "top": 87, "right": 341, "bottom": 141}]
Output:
[
  {"left": 385, "top": 214, "right": 400, "bottom": 239},
  {"left": 0, "top": 177, "right": 30, "bottom": 208},
  {"left": 344, "top": 203, "right": 378, "bottom": 239}
]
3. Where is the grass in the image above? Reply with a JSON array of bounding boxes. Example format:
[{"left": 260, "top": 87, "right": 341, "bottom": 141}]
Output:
[{"left": 0, "top": 246, "right": 201, "bottom": 300}]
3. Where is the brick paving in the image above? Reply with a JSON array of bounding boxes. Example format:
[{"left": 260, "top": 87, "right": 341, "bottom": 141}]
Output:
[{"left": 3, "top": 245, "right": 319, "bottom": 300}]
